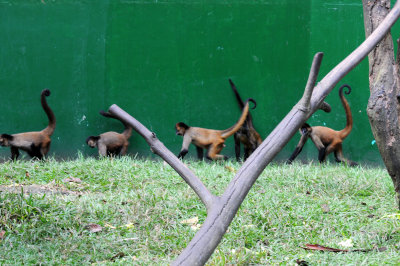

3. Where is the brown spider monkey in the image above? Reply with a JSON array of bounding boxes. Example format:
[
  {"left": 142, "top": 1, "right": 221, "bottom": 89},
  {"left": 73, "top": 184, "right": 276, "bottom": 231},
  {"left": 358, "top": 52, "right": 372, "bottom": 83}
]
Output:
[
  {"left": 229, "top": 79, "right": 262, "bottom": 161},
  {"left": 175, "top": 98, "right": 256, "bottom": 160},
  {"left": 86, "top": 110, "right": 133, "bottom": 156},
  {"left": 287, "top": 84, "right": 357, "bottom": 166},
  {"left": 0, "top": 89, "right": 56, "bottom": 160}
]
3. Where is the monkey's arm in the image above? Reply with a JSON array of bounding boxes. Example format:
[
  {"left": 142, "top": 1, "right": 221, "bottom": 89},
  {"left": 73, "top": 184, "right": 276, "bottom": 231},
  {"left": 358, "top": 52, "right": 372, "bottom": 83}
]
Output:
[
  {"left": 178, "top": 135, "right": 192, "bottom": 159},
  {"left": 120, "top": 144, "right": 128, "bottom": 155},
  {"left": 309, "top": 134, "right": 326, "bottom": 163},
  {"left": 10, "top": 146, "right": 19, "bottom": 160},
  {"left": 98, "top": 142, "right": 108, "bottom": 156},
  {"left": 287, "top": 134, "right": 309, "bottom": 164}
]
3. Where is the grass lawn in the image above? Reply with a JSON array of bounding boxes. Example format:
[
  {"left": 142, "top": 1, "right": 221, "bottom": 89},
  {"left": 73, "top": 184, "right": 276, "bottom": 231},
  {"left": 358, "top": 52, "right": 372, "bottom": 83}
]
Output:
[{"left": 0, "top": 157, "right": 399, "bottom": 265}]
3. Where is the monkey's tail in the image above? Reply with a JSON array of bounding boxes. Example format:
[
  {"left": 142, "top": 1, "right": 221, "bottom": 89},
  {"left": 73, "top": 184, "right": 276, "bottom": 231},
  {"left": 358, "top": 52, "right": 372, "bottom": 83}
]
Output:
[
  {"left": 221, "top": 98, "right": 256, "bottom": 139},
  {"left": 229, "top": 79, "right": 245, "bottom": 109},
  {"left": 229, "top": 79, "right": 255, "bottom": 128},
  {"left": 338, "top": 84, "right": 353, "bottom": 139},
  {"left": 40, "top": 89, "right": 56, "bottom": 136},
  {"left": 100, "top": 110, "right": 133, "bottom": 139}
]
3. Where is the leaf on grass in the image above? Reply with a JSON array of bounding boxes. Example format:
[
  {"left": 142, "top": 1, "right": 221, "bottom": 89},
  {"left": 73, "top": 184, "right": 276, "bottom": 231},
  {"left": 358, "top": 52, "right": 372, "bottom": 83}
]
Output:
[
  {"left": 110, "top": 252, "right": 125, "bottom": 262},
  {"left": 321, "top": 204, "right": 330, "bottom": 213},
  {"left": 104, "top": 223, "right": 117, "bottom": 229},
  {"left": 123, "top": 223, "right": 135, "bottom": 229},
  {"left": 380, "top": 213, "right": 400, "bottom": 220},
  {"left": 338, "top": 238, "right": 353, "bottom": 248},
  {"left": 180, "top": 217, "right": 199, "bottom": 225},
  {"left": 0, "top": 230, "right": 5, "bottom": 240},
  {"left": 303, "top": 243, "right": 375, "bottom": 253},
  {"left": 63, "top": 177, "right": 82, "bottom": 183},
  {"left": 376, "top": 246, "right": 387, "bottom": 252},
  {"left": 302, "top": 244, "right": 349, "bottom": 252},
  {"left": 296, "top": 259, "right": 309, "bottom": 266},
  {"left": 224, "top": 166, "right": 236, "bottom": 173},
  {"left": 86, "top": 223, "right": 102, "bottom": 233},
  {"left": 191, "top": 224, "right": 201, "bottom": 231}
]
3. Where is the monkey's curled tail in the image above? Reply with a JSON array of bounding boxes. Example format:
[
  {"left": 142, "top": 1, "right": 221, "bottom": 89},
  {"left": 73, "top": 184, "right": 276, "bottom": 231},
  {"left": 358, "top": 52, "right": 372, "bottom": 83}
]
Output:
[
  {"left": 338, "top": 84, "right": 353, "bottom": 139},
  {"left": 221, "top": 98, "right": 256, "bottom": 139},
  {"left": 100, "top": 110, "right": 133, "bottom": 139},
  {"left": 41, "top": 89, "right": 56, "bottom": 136}
]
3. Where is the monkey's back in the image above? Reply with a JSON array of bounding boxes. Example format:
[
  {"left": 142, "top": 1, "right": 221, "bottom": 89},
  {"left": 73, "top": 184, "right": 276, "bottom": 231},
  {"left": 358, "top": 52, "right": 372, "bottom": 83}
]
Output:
[
  {"left": 312, "top": 126, "right": 342, "bottom": 145},
  {"left": 189, "top": 127, "right": 225, "bottom": 148}
]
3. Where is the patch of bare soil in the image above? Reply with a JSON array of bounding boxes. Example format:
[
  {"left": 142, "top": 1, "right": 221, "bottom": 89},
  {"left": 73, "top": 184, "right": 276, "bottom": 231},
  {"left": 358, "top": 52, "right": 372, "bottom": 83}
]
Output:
[{"left": 0, "top": 183, "right": 83, "bottom": 195}]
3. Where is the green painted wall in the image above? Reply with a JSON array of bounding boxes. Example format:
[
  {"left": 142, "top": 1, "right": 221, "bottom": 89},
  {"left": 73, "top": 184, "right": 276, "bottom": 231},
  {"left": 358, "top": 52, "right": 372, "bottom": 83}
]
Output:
[{"left": 0, "top": 0, "right": 398, "bottom": 164}]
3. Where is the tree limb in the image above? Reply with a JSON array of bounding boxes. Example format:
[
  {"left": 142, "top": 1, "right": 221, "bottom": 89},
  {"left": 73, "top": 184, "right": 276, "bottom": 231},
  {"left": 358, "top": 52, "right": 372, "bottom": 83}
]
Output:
[{"left": 296, "top": 52, "right": 324, "bottom": 113}]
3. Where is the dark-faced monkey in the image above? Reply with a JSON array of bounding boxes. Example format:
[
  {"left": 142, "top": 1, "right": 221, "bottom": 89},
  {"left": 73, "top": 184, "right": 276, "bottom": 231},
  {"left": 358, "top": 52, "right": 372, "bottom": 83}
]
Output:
[
  {"left": 229, "top": 79, "right": 262, "bottom": 161},
  {"left": 0, "top": 89, "right": 56, "bottom": 160},
  {"left": 175, "top": 98, "right": 256, "bottom": 161},
  {"left": 86, "top": 110, "right": 132, "bottom": 157},
  {"left": 287, "top": 84, "right": 357, "bottom": 166}
]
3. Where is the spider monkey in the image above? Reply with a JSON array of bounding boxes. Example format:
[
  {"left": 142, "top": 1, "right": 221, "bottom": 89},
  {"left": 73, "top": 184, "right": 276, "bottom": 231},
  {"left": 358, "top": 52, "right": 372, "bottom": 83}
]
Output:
[
  {"left": 175, "top": 98, "right": 256, "bottom": 161},
  {"left": 229, "top": 79, "right": 262, "bottom": 161},
  {"left": 0, "top": 89, "right": 56, "bottom": 160},
  {"left": 287, "top": 84, "right": 357, "bottom": 166},
  {"left": 86, "top": 110, "right": 133, "bottom": 157}
]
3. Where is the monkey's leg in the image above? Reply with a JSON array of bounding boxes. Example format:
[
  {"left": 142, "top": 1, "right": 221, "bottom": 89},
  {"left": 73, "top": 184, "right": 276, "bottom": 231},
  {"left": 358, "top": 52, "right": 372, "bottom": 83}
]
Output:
[
  {"left": 333, "top": 145, "right": 345, "bottom": 163},
  {"left": 120, "top": 145, "right": 128, "bottom": 156},
  {"left": 334, "top": 146, "right": 358, "bottom": 166},
  {"left": 196, "top": 146, "right": 204, "bottom": 160},
  {"left": 206, "top": 143, "right": 226, "bottom": 160},
  {"left": 322, "top": 142, "right": 342, "bottom": 163},
  {"left": 234, "top": 134, "right": 241, "bottom": 161},
  {"left": 11, "top": 147, "right": 19, "bottom": 160},
  {"left": 287, "top": 134, "right": 308, "bottom": 164},
  {"left": 41, "top": 142, "right": 50, "bottom": 158},
  {"left": 244, "top": 147, "right": 251, "bottom": 161},
  {"left": 34, "top": 143, "right": 45, "bottom": 160}
]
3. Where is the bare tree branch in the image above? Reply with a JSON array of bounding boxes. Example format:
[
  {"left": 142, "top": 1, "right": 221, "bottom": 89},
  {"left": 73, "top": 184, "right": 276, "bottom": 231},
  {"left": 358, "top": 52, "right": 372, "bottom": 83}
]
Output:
[
  {"left": 108, "top": 105, "right": 217, "bottom": 211},
  {"left": 297, "top": 52, "right": 324, "bottom": 113}
]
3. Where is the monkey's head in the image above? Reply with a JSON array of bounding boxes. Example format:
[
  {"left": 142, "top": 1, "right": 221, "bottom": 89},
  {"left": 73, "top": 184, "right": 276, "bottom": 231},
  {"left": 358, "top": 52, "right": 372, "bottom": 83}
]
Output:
[
  {"left": 86, "top": 136, "right": 100, "bottom": 148},
  {"left": 300, "top": 123, "right": 312, "bottom": 135},
  {"left": 175, "top": 122, "right": 189, "bottom": 136},
  {"left": 0, "top": 134, "right": 13, "bottom": 147}
]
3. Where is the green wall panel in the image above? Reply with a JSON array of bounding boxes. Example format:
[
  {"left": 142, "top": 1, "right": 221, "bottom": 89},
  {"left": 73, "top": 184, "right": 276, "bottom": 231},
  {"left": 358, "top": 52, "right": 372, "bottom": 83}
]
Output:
[{"left": 0, "top": 0, "right": 398, "bottom": 164}]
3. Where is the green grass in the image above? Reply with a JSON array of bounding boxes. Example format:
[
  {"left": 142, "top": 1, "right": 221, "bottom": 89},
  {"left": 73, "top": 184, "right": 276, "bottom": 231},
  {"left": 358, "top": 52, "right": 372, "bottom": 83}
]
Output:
[{"left": 0, "top": 157, "right": 399, "bottom": 265}]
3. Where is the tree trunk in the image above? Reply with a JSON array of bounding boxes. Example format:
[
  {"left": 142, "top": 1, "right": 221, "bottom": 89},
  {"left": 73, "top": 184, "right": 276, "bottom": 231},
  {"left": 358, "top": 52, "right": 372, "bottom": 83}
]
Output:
[{"left": 363, "top": 0, "right": 400, "bottom": 208}]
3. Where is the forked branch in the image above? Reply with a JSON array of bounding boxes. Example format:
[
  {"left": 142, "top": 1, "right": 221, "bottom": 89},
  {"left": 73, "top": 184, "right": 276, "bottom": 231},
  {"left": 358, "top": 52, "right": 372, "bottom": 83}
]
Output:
[
  {"left": 297, "top": 52, "right": 324, "bottom": 113},
  {"left": 108, "top": 1, "right": 400, "bottom": 264}
]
